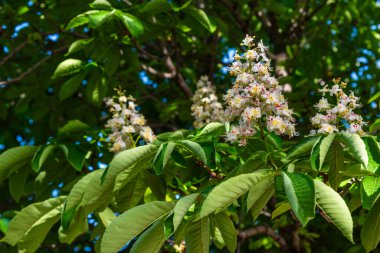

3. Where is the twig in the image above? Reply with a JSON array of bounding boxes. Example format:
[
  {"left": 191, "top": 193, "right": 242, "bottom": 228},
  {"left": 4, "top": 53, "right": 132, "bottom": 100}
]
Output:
[
  {"left": 141, "top": 64, "right": 175, "bottom": 78},
  {"left": 0, "top": 40, "right": 28, "bottom": 67},
  {"left": 0, "top": 45, "right": 68, "bottom": 86},
  {"left": 238, "top": 226, "right": 288, "bottom": 251}
]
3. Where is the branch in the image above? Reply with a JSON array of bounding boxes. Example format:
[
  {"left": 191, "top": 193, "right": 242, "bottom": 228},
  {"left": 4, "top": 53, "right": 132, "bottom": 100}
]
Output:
[
  {"left": 141, "top": 64, "right": 175, "bottom": 78},
  {"left": 0, "top": 45, "right": 68, "bottom": 86},
  {"left": 0, "top": 40, "right": 28, "bottom": 67},
  {"left": 238, "top": 226, "right": 288, "bottom": 251}
]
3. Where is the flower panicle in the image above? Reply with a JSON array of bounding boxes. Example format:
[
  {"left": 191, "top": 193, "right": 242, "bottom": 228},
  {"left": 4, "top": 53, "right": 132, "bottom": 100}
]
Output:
[
  {"left": 191, "top": 76, "right": 224, "bottom": 128},
  {"left": 224, "top": 35, "right": 298, "bottom": 146},
  {"left": 105, "top": 90, "right": 155, "bottom": 153},
  {"left": 310, "top": 78, "right": 365, "bottom": 136}
]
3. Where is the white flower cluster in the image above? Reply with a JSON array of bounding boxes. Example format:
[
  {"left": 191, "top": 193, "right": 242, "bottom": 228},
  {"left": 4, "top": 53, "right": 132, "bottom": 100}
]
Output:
[
  {"left": 224, "top": 35, "right": 297, "bottom": 146},
  {"left": 310, "top": 78, "right": 365, "bottom": 136},
  {"left": 105, "top": 91, "right": 155, "bottom": 153},
  {"left": 191, "top": 76, "right": 224, "bottom": 128}
]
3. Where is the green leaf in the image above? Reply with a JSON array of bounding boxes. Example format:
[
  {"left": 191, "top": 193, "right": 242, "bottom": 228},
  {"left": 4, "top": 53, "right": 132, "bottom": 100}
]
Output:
[
  {"left": 98, "top": 207, "right": 116, "bottom": 227},
  {"left": 85, "top": 71, "right": 107, "bottom": 105},
  {"left": 1, "top": 197, "right": 65, "bottom": 247},
  {"left": 361, "top": 195, "right": 380, "bottom": 252},
  {"left": 315, "top": 180, "right": 353, "bottom": 243},
  {"left": 337, "top": 132, "right": 368, "bottom": 168},
  {"left": 32, "top": 145, "right": 57, "bottom": 172},
  {"left": 58, "top": 120, "right": 91, "bottom": 135},
  {"left": 177, "top": 140, "right": 207, "bottom": 164},
  {"left": 53, "top": 59, "right": 83, "bottom": 78},
  {"left": 116, "top": 11, "right": 144, "bottom": 37},
  {"left": 108, "top": 145, "right": 158, "bottom": 191},
  {"left": 311, "top": 134, "right": 335, "bottom": 170},
  {"left": 361, "top": 176, "right": 380, "bottom": 210},
  {"left": 272, "top": 202, "right": 291, "bottom": 219},
  {"left": 140, "top": 0, "right": 172, "bottom": 14},
  {"left": 213, "top": 212, "right": 237, "bottom": 253},
  {"left": 9, "top": 167, "right": 29, "bottom": 202},
  {"left": 59, "top": 72, "right": 87, "bottom": 101},
  {"left": 368, "top": 91, "right": 380, "bottom": 104},
  {"left": 199, "top": 170, "right": 275, "bottom": 218},
  {"left": 369, "top": 119, "right": 380, "bottom": 133},
  {"left": 59, "top": 144, "right": 87, "bottom": 172},
  {"left": 114, "top": 173, "right": 147, "bottom": 212},
  {"left": 326, "top": 141, "right": 344, "bottom": 190},
  {"left": 363, "top": 137, "right": 380, "bottom": 175},
  {"left": 186, "top": 7, "right": 216, "bottom": 33},
  {"left": 0, "top": 146, "right": 37, "bottom": 183},
  {"left": 283, "top": 172, "right": 315, "bottom": 226},
  {"left": 247, "top": 177, "right": 275, "bottom": 221},
  {"left": 153, "top": 142, "right": 176, "bottom": 175},
  {"left": 90, "top": 0, "right": 112, "bottom": 9},
  {"left": 173, "top": 193, "right": 199, "bottom": 230},
  {"left": 287, "top": 136, "right": 320, "bottom": 160},
  {"left": 66, "top": 38, "right": 94, "bottom": 56},
  {"left": 130, "top": 217, "right": 167, "bottom": 253},
  {"left": 195, "top": 122, "right": 225, "bottom": 139},
  {"left": 58, "top": 208, "right": 88, "bottom": 244},
  {"left": 63, "top": 169, "right": 110, "bottom": 228},
  {"left": 101, "top": 201, "right": 175, "bottom": 253},
  {"left": 185, "top": 218, "right": 210, "bottom": 253}
]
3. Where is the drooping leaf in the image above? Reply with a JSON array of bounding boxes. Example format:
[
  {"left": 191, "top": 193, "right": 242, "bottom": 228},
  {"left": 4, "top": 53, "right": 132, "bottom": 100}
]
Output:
[
  {"left": 52, "top": 59, "right": 83, "bottom": 78},
  {"left": 0, "top": 146, "right": 37, "bottom": 183},
  {"left": 130, "top": 217, "right": 167, "bottom": 253},
  {"left": 337, "top": 132, "right": 368, "bottom": 168},
  {"left": 314, "top": 180, "right": 353, "bottom": 243},
  {"left": 9, "top": 166, "right": 29, "bottom": 202},
  {"left": 32, "top": 145, "right": 57, "bottom": 172},
  {"left": 153, "top": 142, "right": 176, "bottom": 175},
  {"left": 116, "top": 11, "right": 144, "bottom": 37},
  {"left": 361, "top": 194, "right": 380, "bottom": 252},
  {"left": 185, "top": 218, "right": 210, "bottom": 253},
  {"left": 247, "top": 177, "right": 275, "bottom": 221},
  {"left": 186, "top": 7, "right": 216, "bottom": 33},
  {"left": 213, "top": 212, "right": 237, "bottom": 253},
  {"left": 1, "top": 197, "right": 66, "bottom": 247},
  {"left": 310, "top": 134, "right": 335, "bottom": 170},
  {"left": 59, "top": 72, "right": 87, "bottom": 101},
  {"left": 272, "top": 202, "right": 291, "bottom": 219},
  {"left": 177, "top": 140, "right": 207, "bottom": 164},
  {"left": 97, "top": 207, "right": 116, "bottom": 227},
  {"left": 140, "top": 0, "right": 172, "bottom": 14},
  {"left": 282, "top": 172, "right": 315, "bottom": 226},
  {"left": 58, "top": 208, "right": 88, "bottom": 244},
  {"left": 59, "top": 144, "right": 87, "bottom": 172},
  {"left": 361, "top": 176, "right": 380, "bottom": 210},
  {"left": 173, "top": 193, "right": 199, "bottom": 230},
  {"left": 101, "top": 201, "right": 174, "bottom": 253},
  {"left": 326, "top": 141, "right": 344, "bottom": 190},
  {"left": 90, "top": 0, "right": 112, "bottom": 9},
  {"left": 199, "top": 170, "right": 275, "bottom": 218},
  {"left": 363, "top": 136, "right": 380, "bottom": 175}
]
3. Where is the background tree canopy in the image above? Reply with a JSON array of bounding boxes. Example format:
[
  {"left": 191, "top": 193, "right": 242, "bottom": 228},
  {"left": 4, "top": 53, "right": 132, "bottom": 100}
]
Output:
[{"left": 0, "top": 0, "right": 380, "bottom": 253}]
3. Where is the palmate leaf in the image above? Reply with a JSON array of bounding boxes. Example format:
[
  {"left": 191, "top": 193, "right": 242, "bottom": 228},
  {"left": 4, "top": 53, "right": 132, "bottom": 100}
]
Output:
[
  {"left": 185, "top": 218, "right": 210, "bottom": 253},
  {"left": 199, "top": 169, "right": 275, "bottom": 218},
  {"left": 314, "top": 180, "right": 354, "bottom": 243},
  {"left": 0, "top": 146, "right": 37, "bottom": 183},
  {"left": 213, "top": 212, "right": 237, "bottom": 253},
  {"left": 283, "top": 172, "right": 315, "bottom": 226},
  {"left": 361, "top": 194, "right": 380, "bottom": 252},
  {"left": 101, "top": 201, "right": 175, "bottom": 253},
  {"left": 337, "top": 132, "right": 368, "bottom": 168},
  {"left": 130, "top": 217, "right": 166, "bottom": 253},
  {"left": 1, "top": 197, "right": 66, "bottom": 252}
]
